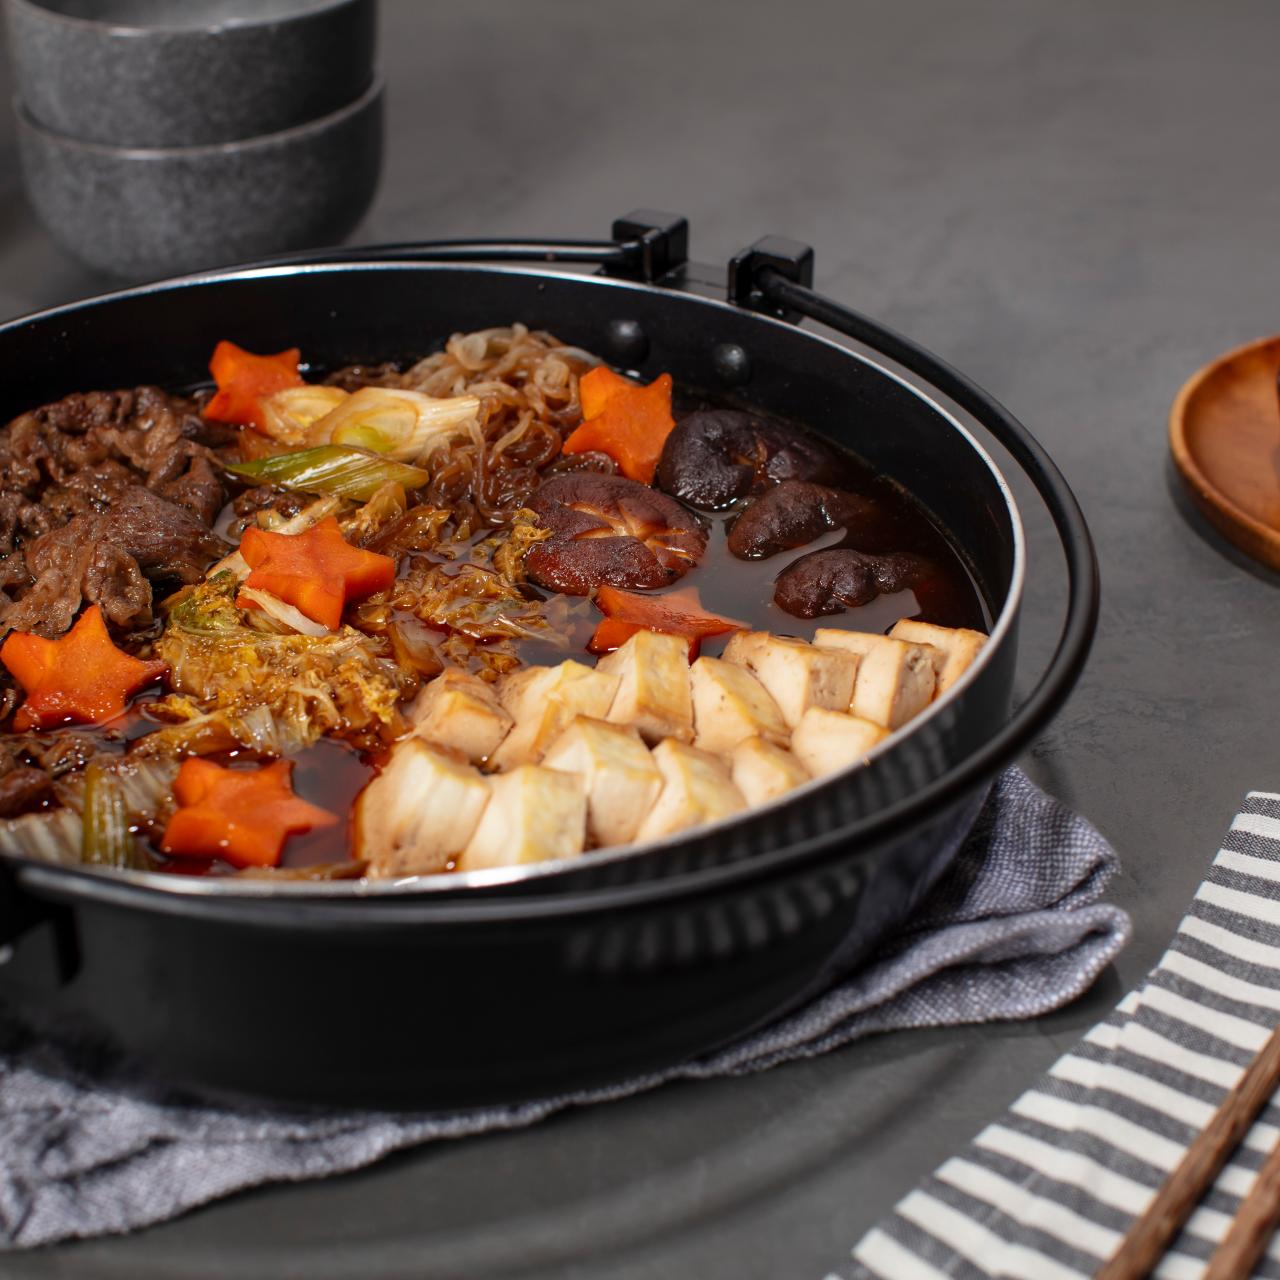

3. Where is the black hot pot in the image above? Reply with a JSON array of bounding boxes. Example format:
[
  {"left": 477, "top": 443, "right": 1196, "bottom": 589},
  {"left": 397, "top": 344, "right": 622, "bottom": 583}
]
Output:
[{"left": 0, "top": 213, "right": 1098, "bottom": 1108}]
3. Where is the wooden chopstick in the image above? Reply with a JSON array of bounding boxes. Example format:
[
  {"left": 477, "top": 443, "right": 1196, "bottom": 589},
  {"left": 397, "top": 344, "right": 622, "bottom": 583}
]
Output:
[
  {"left": 1204, "top": 1127, "right": 1280, "bottom": 1279},
  {"left": 1098, "top": 1022, "right": 1280, "bottom": 1280}
]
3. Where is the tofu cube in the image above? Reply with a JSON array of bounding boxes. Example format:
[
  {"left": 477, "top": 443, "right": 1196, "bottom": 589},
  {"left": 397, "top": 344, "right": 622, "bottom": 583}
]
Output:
[
  {"left": 888, "top": 619, "right": 986, "bottom": 695},
  {"left": 689, "top": 656, "right": 788, "bottom": 756},
  {"left": 499, "top": 661, "right": 623, "bottom": 723},
  {"left": 542, "top": 716, "right": 662, "bottom": 847},
  {"left": 722, "top": 631, "right": 859, "bottom": 728},
  {"left": 355, "top": 739, "right": 490, "bottom": 878},
  {"left": 634, "top": 739, "right": 746, "bottom": 843},
  {"left": 493, "top": 664, "right": 543, "bottom": 717},
  {"left": 490, "top": 661, "right": 621, "bottom": 770},
  {"left": 730, "top": 736, "right": 811, "bottom": 807},
  {"left": 790, "top": 708, "right": 888, "bottom": 777},
  {"left": 406, "top": 667, "right": 514, "bottom": 764},
  {"left": 457, "top": 765, "right": 587, "bottom": 871},
  {"left": 596, "top": 629, "right": 694, "bottom": 744},
  {"left": 813, "top": 628, "right": 937, "bottom": 729}
]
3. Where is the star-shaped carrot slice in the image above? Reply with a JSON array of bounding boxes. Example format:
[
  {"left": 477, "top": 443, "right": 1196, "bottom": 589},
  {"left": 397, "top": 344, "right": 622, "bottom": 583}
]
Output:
[
  {"left": 203, "top": 340, "right": 304, "bottom": 431},
  {"left": 238, "top": 515, "right": 396, "bottom": 631},
  {"left": 562, "top": 366, "right": 676, "bottom": 484},
  {"left": 0, "top": 605, "right": 167, "bottom": 731},
  {"left": 578, "top": 365, "right": 635, "bottom": 420},
  {"left": 161, "top": 758, "right": 338, "bottom": 869},
  {"left": 587, "top": 585, "right": 744, "bottom": 659}
]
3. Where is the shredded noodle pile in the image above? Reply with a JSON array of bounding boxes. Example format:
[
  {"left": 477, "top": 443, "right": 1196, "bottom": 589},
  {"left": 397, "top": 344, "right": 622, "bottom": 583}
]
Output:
[{"left": 332, "top": 325, "right": 612, "bottom": 530}]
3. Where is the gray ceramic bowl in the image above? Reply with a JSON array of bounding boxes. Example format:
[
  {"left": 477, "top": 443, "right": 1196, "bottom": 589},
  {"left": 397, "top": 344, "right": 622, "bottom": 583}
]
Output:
[
  {"left": 4, "top": 0, "right": 376, "bottom": 148},
  {"left": 16, "top": 75, "right": 383, "bottom": 278}
]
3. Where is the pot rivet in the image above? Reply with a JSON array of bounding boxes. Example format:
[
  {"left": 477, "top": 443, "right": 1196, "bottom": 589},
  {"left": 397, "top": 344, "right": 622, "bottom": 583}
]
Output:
[
  {"left": 605, "top": 318, "right": 649, "bottom": 365},
  {"left": 712, "top": 343, "right": 752, "bottom": 386}
]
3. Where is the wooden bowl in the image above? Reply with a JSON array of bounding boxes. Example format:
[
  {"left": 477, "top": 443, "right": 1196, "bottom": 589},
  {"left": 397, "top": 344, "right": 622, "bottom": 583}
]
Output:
[{"left": 1169, "top": 334, "right": 1280, "bottom": 570}]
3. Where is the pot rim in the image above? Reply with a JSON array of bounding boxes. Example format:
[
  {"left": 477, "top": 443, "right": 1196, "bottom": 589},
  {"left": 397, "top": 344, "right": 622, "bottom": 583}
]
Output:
[{"left": 0, "top": 259, "right": 1026, "bottom": 905}]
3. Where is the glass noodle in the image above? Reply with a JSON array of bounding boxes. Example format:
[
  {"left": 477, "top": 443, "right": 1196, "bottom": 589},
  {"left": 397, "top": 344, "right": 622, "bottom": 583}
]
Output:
[{"left": 327, "top": 325, "right": 610, "bottom": 531}]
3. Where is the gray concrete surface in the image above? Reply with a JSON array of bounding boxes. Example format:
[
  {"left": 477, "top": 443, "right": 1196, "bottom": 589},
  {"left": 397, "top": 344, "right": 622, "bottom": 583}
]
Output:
[{"left": 2, "top": 0, "right": 1278, "bottom": 1275}]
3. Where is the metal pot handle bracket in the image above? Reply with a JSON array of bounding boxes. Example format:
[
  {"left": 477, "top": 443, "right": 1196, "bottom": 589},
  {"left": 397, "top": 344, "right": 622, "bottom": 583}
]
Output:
[{"left": 242, "top": 209, "right": 689, "bottom": 281}]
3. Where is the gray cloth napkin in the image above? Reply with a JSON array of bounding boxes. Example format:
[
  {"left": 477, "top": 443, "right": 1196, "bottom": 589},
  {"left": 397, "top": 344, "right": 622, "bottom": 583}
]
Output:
[{"left": 0, "top": 766, "right": 1130, "bottom": 1251}]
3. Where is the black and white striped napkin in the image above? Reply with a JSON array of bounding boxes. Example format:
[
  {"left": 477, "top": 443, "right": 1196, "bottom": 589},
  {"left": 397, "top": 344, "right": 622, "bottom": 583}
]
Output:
[{"left": 844, "top": 788, "right": 1280, "bottom": 1280}]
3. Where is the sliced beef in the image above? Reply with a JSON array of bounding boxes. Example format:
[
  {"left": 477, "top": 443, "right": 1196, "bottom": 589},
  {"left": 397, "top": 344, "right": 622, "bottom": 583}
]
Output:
[
  {"left": 0, "top": 386, "right": 228, "bottom": 640},
  {"left": 0, "top": 549, "right": 30, "bottom": 593},
  {"left": 5, "top": 486, "right": 224, "bottom": 636},
  {"left": 0, "top": 731, "right": 110, "bottom": 818},
  {"left": 64, "top": 459, "right": 137, "bottom": 507},
  {"left": 84, "top": 541, "right": 154, "bottom": 631},
  {"left": 233, "top": 484, "right": 307, "bottom": 521},
  {"left": 37, "top": 486, "right": 98, "bottom": 527},
  {"left": 160, "top": 453, "right": 224, "bottom": 525},
  {"left": 0, "top": 413, "right": 50, "bottom": 496},
  {"left": 102, "top": 485, "right": 225, "bottom": 582},
  {"left": 8, "top": 521, "right": 94, "bottom": 636},
  {"left": 0, "top": 765, "right": 51, "bottom": 817},
  {"left": 2, "top": 386, "right": 221, "bottom": 507},
  {"left": 0, "top": 492, "right": 52, "bottom": 555},
  {"left": 37, "top": 389, "right": 135, "bottom": 436},
  {"left": 23, "top": 732, "right": 102, "bottom": 779}
]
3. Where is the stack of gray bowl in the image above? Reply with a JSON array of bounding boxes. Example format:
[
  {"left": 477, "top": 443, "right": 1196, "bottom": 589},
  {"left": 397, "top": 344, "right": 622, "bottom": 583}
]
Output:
[{"left": 6, "top": 0, "right": 381, "bottom": 279}]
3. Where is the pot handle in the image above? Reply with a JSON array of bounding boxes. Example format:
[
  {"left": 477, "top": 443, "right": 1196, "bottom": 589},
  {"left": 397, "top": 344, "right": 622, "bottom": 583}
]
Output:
[
  {"left": 748, "top": 264, "right": 1100, "bottom": 793},
  {"left": 229, "top": 211, "right": 691, "bottom": 284}
]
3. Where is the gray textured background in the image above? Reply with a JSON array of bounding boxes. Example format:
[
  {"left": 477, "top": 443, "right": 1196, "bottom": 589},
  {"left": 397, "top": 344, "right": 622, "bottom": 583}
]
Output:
[{"left": 3, "top": 0, "right": 1278, "bottom": 1276}]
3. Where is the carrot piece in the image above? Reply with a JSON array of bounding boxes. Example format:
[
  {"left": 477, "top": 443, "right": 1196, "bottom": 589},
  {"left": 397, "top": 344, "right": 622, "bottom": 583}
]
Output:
[
  {"left": 591, "top": 584, "right": 744, "bottom": 659},
  {"left": 562, "top": 370, "right": 676, "bottom": 484},
  {"left": 579, "top": 365, "right": 636, "bottom": 421},
  {"left": 203, "top": 340, "right": 304, "bottom": 431},
  {"left": 587, "top": 616, "right": 700, "bottom": 660},
  {"left": 238, "top": 515, "right": 395, "bottom": 630},
  {"left": 0, "top": 605, "right": 166, "bottom": 731},
  {"left": 161, "top": 758, "right": 337, "bottom": 869},
  {"left": 588, "top": 617, "right": 643, "bottom": 655}
]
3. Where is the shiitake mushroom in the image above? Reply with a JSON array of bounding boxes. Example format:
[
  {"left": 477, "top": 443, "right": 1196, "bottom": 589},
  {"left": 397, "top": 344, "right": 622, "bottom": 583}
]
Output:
[
  {"left": 773, "top": 549, "right": 937, "bottom": 618},
  {"left": 655, "top": 409, "right": 846, "bottom": 510},
  {"left": 524, "top": 473, "right": 707, "bottom": 595},
  {"left": 726, "top": 480, "right": 881, "bottom": 560}
]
